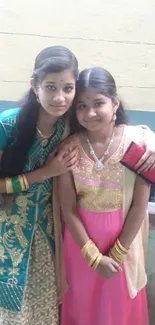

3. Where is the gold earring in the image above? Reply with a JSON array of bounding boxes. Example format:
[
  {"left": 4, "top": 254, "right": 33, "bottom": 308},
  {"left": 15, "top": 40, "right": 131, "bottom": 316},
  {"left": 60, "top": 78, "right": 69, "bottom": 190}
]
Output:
[
  {"left": 113, "top": 113, "right": 117, "bottom": 122},
  {"left": 36, "top": 96, "right": 40, "bottom": 103}
]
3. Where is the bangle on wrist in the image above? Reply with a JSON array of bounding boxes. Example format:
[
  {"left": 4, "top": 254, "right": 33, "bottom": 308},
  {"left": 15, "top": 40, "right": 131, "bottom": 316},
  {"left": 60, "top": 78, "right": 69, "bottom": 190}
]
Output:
[
  {"left": 109, "top": 239, "right": 128, "bottom": 264},
  {"left": 81, "top": 240, "right": 102, "bottom": 269},
  {"left": 5, "top": 175, "right": 29, "bottom": 194}
]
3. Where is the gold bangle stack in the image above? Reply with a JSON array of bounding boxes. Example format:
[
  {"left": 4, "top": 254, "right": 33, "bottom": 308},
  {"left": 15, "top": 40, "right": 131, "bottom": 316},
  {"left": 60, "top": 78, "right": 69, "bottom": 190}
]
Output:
[
  {"left": 18, "top": 176, "right": 26, "bottom": 191},
  {"left": 92, "top": 253, "right": 102, "bottom": 270},
  {"left": 5, "top": 178, "right": 13, "bottom": 194},
  {"left": 20, "top": 175, "right": 29, "bottom": 190},
  {"left": 81, "top": 240, "right": 102, "bottom": 270},
  {"left": 5, "top": 175, "right": 29, "bottom": 194},
  {"left": 116, "top": 239, "right": 128, "bottom": 254},
  {"left": 109, "top": 239, "right": 128, "bottom": 264}
]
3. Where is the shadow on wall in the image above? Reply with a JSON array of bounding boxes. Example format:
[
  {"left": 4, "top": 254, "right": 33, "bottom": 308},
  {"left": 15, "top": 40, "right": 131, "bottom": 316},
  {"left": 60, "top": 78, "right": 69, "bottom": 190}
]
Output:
[
  {"left": 127, "top": 110, "right": 155, "bottom": 132},
  {"left": 0, "top": 101, "right": 17, "bottom": 112}
]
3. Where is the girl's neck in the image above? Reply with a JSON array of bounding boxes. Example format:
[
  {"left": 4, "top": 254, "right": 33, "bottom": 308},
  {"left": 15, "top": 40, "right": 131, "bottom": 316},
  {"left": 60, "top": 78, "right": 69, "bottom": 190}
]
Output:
[
  {"left": 86, "top": 124, "right": 115, "bottom": 143},
  {"left": 37, "top": 106, "right": 58, "bottom": 134}
]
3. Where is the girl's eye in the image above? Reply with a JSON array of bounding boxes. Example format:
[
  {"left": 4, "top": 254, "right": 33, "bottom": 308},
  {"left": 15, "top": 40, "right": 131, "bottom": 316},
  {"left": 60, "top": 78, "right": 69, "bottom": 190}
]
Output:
[
  {"left": 77, "top": 104, "right": 86, "bottom": 110},
  {"left": 95, "top": 102, "right": 104, "bottom": 107},
  {"left": 64, "top": 86, "right": 74, "bottom": 93},
  {"left": 46, "top": 85, "right": 56, "bottom": 91}
]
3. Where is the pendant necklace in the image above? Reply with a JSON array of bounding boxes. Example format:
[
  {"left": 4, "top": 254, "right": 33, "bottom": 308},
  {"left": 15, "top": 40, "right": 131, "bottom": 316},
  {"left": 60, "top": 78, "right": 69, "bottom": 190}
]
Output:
[{"left": 86, "top": 131, "right": 114, "bottom": 171}]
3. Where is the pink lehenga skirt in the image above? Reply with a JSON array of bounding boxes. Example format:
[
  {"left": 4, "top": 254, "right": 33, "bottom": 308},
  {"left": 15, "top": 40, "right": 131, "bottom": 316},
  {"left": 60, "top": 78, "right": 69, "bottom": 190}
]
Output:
[{"left": 61, "top": 207, "right": 148, "bottom": 325}]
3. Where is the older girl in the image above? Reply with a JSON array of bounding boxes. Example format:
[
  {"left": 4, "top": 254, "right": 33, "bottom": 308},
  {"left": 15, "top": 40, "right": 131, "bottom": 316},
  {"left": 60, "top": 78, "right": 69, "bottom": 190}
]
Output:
[{"left": 0, "top": 46, "right": 78, "bottom": 325}]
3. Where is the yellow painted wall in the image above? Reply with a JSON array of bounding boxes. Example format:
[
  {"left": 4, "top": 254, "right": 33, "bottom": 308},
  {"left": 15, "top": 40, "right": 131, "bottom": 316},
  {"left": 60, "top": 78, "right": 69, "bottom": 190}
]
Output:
[{"left": 0, "top": 0, "right": 155, "bottom": 110}]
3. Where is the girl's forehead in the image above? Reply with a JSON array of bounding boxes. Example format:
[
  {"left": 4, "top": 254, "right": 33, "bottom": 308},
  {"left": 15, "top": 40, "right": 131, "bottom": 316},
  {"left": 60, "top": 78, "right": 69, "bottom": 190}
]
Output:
[
  {"left": 42, "top": 70, "right": 75, "bottom": 84},
  {"left": 77, "top": 89, "right": 106, "bottom": 100}
]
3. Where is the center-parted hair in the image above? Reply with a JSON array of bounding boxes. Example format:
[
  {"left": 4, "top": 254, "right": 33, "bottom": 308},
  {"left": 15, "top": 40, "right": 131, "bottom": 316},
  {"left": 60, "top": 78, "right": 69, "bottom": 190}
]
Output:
[{"left": 70, "top": 67, "right": 128, "bottom": 134}]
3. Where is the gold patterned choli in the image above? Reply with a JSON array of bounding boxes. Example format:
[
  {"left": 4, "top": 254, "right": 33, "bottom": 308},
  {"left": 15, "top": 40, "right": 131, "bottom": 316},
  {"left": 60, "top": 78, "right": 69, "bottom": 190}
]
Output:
[{"left": 72, "top": 133, "right": 125, "bottom": 213}]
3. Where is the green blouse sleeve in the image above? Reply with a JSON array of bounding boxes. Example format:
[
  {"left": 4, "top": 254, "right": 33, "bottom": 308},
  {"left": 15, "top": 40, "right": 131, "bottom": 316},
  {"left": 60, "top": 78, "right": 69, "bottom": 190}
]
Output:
[{"left": 0, "top": 120, "right": 8, "bottom": 150}]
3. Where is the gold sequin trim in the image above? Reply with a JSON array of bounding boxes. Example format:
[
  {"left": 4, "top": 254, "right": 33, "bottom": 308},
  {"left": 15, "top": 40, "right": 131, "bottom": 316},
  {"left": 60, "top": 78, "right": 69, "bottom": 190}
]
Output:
[{"left": 76, "top": 181, "right": 122, "bottom": 212}]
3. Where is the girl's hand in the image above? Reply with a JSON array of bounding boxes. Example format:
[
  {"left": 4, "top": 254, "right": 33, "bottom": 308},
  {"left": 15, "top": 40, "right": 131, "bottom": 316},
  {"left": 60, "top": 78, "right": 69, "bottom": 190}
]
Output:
[
  {"left": 135, "top": 132, "right": 155, "bottom": 173},
  {"left": 43, "top": 146, "right": 78, "bottom": 178},
  {"left": 96, "top": 255, "right": 121, "bottom": 280}
]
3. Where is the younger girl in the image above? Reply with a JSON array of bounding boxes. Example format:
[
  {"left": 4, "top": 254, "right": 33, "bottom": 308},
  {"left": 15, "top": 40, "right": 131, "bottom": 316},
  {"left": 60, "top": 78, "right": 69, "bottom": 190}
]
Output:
[{"left": 59, "top": 67, "right": 151, "bottom": 325}]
